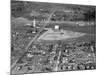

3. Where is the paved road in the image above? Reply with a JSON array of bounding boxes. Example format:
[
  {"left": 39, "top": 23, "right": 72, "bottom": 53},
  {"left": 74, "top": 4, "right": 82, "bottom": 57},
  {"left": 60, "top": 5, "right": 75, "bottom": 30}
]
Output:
[
  {"left": 53, "top": 41, "right": 63, "bottom": 71},
  {"left": 11, "top": 10, "right": 55, "bottom": 72}
]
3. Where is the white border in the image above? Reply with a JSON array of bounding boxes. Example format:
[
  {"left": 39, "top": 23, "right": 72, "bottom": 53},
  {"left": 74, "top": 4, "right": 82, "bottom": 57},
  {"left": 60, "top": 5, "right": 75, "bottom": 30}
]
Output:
[
  {"left": 21, "top": 0, "right": 96, "bottom": 6},
  {"left": 0, "top": 0, "right": 98, "bottom": 75}
]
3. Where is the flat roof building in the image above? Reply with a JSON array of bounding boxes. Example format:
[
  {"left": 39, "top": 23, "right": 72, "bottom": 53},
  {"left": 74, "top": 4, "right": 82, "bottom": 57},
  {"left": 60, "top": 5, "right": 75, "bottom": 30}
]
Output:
[{"left": 54, "top": 25, "right": 60, "bottom": 32}]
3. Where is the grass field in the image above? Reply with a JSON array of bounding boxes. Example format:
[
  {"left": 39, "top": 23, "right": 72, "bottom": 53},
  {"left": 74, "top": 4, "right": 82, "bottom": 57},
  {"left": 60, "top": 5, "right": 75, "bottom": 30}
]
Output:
[{"left": 46, "top": 24, "right": 95, "bottom": 34}]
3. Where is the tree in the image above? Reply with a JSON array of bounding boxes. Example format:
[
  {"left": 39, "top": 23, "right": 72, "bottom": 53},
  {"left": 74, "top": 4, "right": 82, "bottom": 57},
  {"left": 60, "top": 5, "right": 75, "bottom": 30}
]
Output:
[
  {"left": 84, "top": 10, "right": 96, "bottom": 21},
  {"left": 11, "top": 1, "right": 29, "bottom": 17}
]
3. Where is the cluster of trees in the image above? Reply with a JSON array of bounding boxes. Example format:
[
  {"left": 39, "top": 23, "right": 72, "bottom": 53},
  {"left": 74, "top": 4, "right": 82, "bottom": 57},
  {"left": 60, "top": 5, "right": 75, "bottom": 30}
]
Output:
[
  {"left": 11, "top": 1, "right": 96, "bottom": 21},
  {"left": 11, "top": 1, "right": 50, "bottom": 21},
  {"left": 11, "top": 1, "right": 25, "bottom": 17},
  {"left": 50, "top": 10, "right": 95, "bottom": 21},
  {"left": 50, "top": 11, "right": 84, "bottom": 21},
  {"left": 84, "top": 10, "right": 96, "bottom": 21},
  {"left": 11, "top": 1, "right": 32, "bottom": 17}
]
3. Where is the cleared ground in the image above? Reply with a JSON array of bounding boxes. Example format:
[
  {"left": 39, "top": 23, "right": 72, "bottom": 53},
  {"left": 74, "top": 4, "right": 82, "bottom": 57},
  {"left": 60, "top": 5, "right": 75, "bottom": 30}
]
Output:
[{"left": 38, "top": 29, "right": 86, "bottom": 41}]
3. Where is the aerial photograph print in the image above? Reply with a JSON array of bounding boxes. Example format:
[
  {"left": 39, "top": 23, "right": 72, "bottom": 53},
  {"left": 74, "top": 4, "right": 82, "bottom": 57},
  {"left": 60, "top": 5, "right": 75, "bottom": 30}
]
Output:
[{"left": 11, "top": 0, "right": 96, "bottom": 75}]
